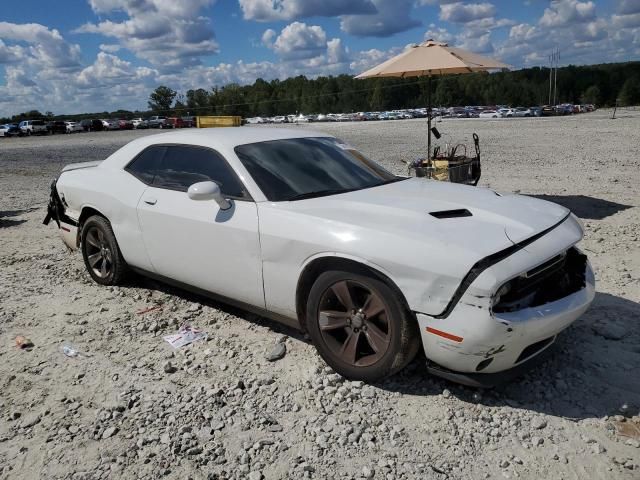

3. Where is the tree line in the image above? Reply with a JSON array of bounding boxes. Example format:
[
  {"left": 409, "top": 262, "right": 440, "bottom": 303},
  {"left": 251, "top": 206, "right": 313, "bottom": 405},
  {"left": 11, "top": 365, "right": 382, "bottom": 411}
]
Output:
[{"left": 2, "top": 61, "right": 639, "bottom": 124}]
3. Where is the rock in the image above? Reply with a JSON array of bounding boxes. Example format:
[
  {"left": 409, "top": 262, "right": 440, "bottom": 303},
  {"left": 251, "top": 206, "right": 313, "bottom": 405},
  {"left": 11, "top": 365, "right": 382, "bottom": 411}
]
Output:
[
  {"left": 20, "top": 413, "right": 41, "bottom": 428},
  {"left": 187, "top": 446, "right": 203, "bottom": 455},
  {"left": 531, "top": 436, "right": 544, "bottom": 447},
  {"left": 160, "top": 433, "right": 171, "bottom": 444},
  {"left": 499, "top": 460, "right": 510, "bottom": 468},
  {"left": 531, "top": 417, "right": 547, "bottom": 430},
  {"left": 265, "top": 342, "right": 286, "bottom": 362},
  {"left": 442, "top": 389, "right": 451, "bottom": 399},
  {"left": 248, "top": 472, "right": 262, "bottom": 480},
  {"left": 102, "top": 427, "right": 118, "bottom": 439},
  {"left": 163, "top": 361, "right": 177, "bottom": 374},
  {"left": 362, "top": 466, "right": 375, "bottom": 479}
]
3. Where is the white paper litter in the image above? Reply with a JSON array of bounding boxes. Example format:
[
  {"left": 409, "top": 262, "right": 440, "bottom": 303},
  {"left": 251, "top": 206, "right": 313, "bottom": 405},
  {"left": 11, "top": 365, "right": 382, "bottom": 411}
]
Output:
[{"left": 163, "top": 324, "right": 208, "bottom": 349}]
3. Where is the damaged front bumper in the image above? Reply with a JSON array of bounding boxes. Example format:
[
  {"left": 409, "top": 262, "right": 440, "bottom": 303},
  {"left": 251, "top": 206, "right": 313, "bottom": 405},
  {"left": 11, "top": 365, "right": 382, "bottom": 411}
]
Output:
[
  {"left": 415, "top": 215, "right": 595, "bottom": 386},
  {"left": 43, "top": 179, "right": 78, "bottom": 250}
]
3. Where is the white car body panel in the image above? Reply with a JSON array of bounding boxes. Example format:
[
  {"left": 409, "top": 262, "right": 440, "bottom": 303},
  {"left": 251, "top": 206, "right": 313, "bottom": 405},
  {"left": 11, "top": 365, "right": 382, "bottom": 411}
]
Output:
[
  {"left": 136, "top": 187, "right": 264, "bottom": 307},
  {"left": 50, "top": 127, "right": 594, "bottom": 382}
]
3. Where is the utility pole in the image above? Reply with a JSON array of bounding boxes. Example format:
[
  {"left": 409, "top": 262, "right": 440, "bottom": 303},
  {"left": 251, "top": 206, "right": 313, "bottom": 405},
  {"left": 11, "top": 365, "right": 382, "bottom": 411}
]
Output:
[
  {"left": 548, "top": 53, "right": 553, "bottom": 105},
  {"left": 553, "top": 48, "right": 560, "bottom": 105}
]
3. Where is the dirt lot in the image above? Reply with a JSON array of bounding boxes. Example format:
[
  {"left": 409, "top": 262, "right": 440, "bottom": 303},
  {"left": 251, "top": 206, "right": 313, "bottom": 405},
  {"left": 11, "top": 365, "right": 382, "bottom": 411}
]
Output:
[{"left": 1, "top": 111, "right": 639, "bottom": 480}]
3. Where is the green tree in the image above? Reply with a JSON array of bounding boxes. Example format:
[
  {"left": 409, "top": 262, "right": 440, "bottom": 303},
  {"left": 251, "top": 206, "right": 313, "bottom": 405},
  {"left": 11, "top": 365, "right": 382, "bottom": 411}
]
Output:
[
  {"left": 580, "top": 85, "right": 600, "bottom": 105},
  {"left": 148, "top": 86, "right": 177, "bottom": 112},
  {"left": 618, "top": 76, "right": 640, "bottom": 106}
]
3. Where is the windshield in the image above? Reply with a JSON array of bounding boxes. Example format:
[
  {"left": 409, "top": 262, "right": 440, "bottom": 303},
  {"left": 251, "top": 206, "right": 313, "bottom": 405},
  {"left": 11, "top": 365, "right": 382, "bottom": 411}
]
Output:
[{"left": 235, "top": 137, "right": 401, "bottom": 201}]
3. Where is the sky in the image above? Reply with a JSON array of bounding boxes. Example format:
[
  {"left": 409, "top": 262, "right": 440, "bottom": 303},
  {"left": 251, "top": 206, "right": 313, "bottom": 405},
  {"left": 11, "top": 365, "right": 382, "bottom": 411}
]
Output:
[{"left": 0, "top": 0, "right": 639, "bottom": 116}]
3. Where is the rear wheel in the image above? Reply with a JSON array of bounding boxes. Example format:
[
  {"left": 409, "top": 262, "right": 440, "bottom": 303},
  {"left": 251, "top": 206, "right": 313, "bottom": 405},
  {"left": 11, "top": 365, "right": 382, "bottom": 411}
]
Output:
[
  {"left": 306, "top": 270, "right": 419, "bottom": 382},
  {"left": 81, "top": 216, "right": 128, "bottom": 285}
]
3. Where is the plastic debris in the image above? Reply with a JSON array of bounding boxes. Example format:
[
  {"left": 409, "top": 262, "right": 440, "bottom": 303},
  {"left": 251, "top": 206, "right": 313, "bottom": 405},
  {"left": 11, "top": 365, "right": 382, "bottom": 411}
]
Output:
[
  {"left": 60, "top": 344, "right": 88, "bottom": 358},
  {"left": 136, "top": 305, "right": 163, "bottom": 315},
  {"left": 163, "top": 324, "right": 207, "bottom": 349},
  {"left": 15, "top": 335, "right": 34, "bottom": 351}
]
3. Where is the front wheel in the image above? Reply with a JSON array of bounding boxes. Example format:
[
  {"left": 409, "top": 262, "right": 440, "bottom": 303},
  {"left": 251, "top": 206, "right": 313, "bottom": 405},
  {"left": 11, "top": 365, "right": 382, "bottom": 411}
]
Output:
[
  {"left": 306, "top": 270, "right": 419, "bottom": 382},
  {"left": 81, "top": 216, "right": 128, "bottom": 285}
]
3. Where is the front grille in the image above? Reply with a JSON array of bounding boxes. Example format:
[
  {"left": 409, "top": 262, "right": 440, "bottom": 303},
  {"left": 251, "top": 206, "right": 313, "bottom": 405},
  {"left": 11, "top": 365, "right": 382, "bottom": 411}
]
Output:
[
  {"left": 516, "top": 336, "right": 555, "bottom": 364},
  {"left": 493, "top": 247, "right": 587, "bottom": 313}
]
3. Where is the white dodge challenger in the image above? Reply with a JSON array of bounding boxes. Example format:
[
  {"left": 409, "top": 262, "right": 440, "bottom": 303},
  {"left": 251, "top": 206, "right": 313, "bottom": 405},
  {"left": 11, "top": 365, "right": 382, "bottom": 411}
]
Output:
[{"left": 44, "top": 128, "right": 595, "bottom": 386}]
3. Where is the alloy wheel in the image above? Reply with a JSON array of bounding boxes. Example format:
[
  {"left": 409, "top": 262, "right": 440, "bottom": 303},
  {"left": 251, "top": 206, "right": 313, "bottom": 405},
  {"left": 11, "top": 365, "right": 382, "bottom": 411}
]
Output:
[
  {"left": 317, "top": 280, "right": 392, "bottom": 367},
  {"left": 85, "top": 226, "right": 113, "bottom": 278}
]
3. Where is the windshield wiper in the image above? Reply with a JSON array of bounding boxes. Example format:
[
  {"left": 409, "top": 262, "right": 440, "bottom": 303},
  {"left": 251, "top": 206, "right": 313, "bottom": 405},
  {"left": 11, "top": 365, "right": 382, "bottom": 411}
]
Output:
[{"left": 286, "top": 188, "right": 357, "bottom": 201}]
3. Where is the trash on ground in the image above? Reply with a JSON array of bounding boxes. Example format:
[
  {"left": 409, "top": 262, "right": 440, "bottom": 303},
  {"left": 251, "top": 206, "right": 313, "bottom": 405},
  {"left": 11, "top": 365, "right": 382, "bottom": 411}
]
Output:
[
  {"left": 136, "top": 305, "right": 163, "bottom": 315},
  {"left": 265, "top": 342, "right": 286, "bottom": 362},
  {"left": 615, "top": 421, "right": 640, "bottom": 440},
  {"left": 15, "top": 335, "right": 34, "bottom": 351},
  {"left": 163, "top": 323, "right": 207, "bottom": 349},
  {"left": 60, "top": 344, "right": 88, "bottom": 358}
]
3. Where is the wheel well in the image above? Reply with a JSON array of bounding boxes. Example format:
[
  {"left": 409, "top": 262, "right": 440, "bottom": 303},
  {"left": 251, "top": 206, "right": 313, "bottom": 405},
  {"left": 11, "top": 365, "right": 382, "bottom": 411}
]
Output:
[
  {"left": 77, "top": 207, "right": 106, "bottom": 246},
  {"left": 295, "top": 257, "right": 412, "bottom": 332}
]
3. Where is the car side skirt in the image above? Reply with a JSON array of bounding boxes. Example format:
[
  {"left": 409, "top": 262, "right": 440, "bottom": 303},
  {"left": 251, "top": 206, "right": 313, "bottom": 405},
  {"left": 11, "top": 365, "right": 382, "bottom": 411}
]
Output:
[{"left": 130, "top": 267, "right": 302, "bottom": 330}]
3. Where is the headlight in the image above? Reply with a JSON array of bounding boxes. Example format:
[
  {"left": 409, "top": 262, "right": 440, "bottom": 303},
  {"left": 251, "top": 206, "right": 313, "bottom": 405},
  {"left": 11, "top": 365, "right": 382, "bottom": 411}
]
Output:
[
  {"left": 569, "top": 212, "right": 584, "bottom": 235},
  {"left": 492, "top": 282, "right": 511, "bottom": 307}
]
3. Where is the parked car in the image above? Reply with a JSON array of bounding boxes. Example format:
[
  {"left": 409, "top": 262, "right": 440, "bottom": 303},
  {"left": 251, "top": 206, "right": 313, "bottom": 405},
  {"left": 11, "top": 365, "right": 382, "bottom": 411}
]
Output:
[
  {"left": 44, "top": 128, "right": 594, "bottom": 386},
  {"left": 19, "top": 119, "right": 48, "bottom": 135},
  {"left": 80, "top": 119, "right": 104, "bottom": 132},
  {"left": 148, "top": 116, "right": 167, "bottom": 128},
  {"left": 101, "top": 119, "right": 120, "bottom": 130},
  {"left": 478, "top": 110, "right": 502, "bottom": 118},
  {"left": 47, "top": 121, "right": 67, "bottom": 134},
  {"left": 246, "top": 117, "right": 265, "bottom": 124},
  {"left": 529, "top": 106, "right": 542, "bottom": 117},
  {"left": 512, "top": 107, "right": 531, "bottom": 117},
  {"left": 165, "top": 117, "right": 185, "bottom": 129},
  {"left": 117, "top": 119, "right": 134, "bottom": 130},
  {"left": 65, "top": 121, "right": 84, "bottom": 133},
  {"left": 131, "top": 118, "right": 149, "bottom": 129},
  {"left": 0, "top": 124, "right": 22, "bottom": 137},
  {"left": 181, "top": 116, "right": 196, "bottom": 128},
  {"left": 541, "top": 105, "right": 556, "bottom": 116}
]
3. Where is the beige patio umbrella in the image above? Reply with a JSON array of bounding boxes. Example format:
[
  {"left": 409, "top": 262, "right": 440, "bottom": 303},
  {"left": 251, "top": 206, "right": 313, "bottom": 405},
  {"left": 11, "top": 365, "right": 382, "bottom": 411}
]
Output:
[{"left": 356, "top": 40, "right": 509, "bottom": 157}]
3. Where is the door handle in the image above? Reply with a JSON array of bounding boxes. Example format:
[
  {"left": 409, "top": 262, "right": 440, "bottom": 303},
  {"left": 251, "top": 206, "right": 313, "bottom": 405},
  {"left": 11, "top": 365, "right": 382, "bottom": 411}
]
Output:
[{"left": 144, "top": 198, "right": 157, "bottom": 205}]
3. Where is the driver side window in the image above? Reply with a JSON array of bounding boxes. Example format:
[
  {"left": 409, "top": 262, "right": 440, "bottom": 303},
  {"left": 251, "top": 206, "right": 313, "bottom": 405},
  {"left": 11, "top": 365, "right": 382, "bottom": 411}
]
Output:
[{"left": 126, "top": 144, "right": 249, "bottom": 199}]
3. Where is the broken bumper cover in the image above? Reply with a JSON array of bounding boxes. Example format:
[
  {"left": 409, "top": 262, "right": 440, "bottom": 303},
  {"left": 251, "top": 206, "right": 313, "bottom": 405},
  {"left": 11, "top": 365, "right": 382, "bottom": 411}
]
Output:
[
  {"left": 416, "top": 260, "right": 595, "bottom": 383},
  {"left": 43, "top": 178, "right": 78, "bottom": 250}
]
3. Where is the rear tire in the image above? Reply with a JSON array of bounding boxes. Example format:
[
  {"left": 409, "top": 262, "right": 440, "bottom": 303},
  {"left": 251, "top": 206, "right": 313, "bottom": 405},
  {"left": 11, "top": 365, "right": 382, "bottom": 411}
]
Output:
[
  {"left": 306, "top": 269, "right": 419, "bottom": 382},
  {"left": 80, "top": 216, "right": 128, "bottom": 286}
]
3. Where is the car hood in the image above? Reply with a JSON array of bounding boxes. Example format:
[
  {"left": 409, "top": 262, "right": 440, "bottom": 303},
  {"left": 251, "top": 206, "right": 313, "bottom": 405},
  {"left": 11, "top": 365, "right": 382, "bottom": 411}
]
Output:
[{"left": 276, "top": 178, "right": 569, "bottom": 262}]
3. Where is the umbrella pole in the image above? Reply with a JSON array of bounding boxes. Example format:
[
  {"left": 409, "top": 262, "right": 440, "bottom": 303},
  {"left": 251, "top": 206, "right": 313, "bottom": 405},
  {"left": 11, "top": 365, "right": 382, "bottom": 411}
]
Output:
[{"left": 427, "top": 74, "right": 432, "bottom": 160}]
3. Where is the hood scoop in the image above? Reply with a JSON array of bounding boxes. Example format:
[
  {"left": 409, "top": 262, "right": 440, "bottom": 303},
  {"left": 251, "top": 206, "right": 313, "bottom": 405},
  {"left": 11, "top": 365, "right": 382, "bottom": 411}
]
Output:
[{"left": 429, "top": 209, "right": 472, "bottom": 219}]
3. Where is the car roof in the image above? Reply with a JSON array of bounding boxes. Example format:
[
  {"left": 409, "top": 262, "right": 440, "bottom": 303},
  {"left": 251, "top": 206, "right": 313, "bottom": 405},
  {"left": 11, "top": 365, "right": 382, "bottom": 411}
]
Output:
[{"left": 127, "top": 127, "right": 333, "bottom": 151}]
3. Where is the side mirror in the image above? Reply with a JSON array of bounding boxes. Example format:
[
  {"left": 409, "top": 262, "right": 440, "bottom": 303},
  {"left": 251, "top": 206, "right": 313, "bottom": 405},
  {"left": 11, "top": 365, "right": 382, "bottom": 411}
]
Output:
[{"left": 187, "top": 181, "right": 231, "bottom": 210}]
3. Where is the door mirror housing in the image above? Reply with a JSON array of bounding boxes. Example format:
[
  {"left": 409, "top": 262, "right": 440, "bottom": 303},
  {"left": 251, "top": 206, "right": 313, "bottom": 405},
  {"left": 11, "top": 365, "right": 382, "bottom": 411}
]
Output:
[{"left": 187, "top": 181, "right": 231, "bottom": 210}]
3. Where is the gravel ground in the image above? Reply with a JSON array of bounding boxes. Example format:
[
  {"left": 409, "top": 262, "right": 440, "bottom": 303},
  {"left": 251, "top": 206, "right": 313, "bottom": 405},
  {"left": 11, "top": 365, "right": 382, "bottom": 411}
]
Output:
[{"left": 1, "top": 111, "right": 639, "bottom": 480}]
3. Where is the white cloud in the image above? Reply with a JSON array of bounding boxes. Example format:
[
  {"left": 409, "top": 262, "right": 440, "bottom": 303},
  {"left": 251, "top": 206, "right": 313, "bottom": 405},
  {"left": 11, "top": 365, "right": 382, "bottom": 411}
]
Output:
[
  {"left": 239, "top": 0, "right": 376, "bottom": 21},
  {"left": 327, "top": 38, "right": 349, "bottom": 65},
  {"left": 616, "top": 0, "right": 640, "bottom": 15},
  {"left": 261, "top": 28, "right": 276, "bottom": 47},
  {"left": 340, "top": 0, "right": 421, "bottom": 37},
  {"left": 0, "top": 22, "right": 81, "bottom": 70},
  {"left": 270, "top": 22, "right": 327, "bottom": 60},
  {"left": 539, "top": 0, "right": 596, "bottom": 28},
  {"left": 440, "top": 2, "right": 496, "bottom": 23},
  {"left": 99, "top": 43, "right": 121, "bottom": 53},
  {"left": 424, "top": 25, "right": 454, "bottom": 43},
  {"left": 75, "top": 0, "right": 218, "bottom": 71}
]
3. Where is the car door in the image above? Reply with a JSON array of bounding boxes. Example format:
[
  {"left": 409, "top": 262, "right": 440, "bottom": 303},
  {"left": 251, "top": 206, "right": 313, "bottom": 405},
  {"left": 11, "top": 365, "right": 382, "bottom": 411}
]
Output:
[{"left": 130, "top": 144, "right": 264, "bottom": 308}]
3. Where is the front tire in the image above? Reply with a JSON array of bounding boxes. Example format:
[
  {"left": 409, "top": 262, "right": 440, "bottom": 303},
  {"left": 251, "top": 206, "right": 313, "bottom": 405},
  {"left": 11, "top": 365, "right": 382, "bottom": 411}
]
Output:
[
  {"left": 81, "top": 216, "right": 128, "bottom": 285},
  {"left": 306, "top": 269, "right": 419, "bottom": 382}
]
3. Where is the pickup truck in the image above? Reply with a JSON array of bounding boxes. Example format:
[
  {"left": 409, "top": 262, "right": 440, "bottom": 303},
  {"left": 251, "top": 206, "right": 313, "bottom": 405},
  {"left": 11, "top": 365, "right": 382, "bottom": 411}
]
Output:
[
  {"left": 148, "top": 116, "right": 167, "bottom": 128},
  {"left": 19, "top": 119, "right": 49, "bottom": 135}
]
